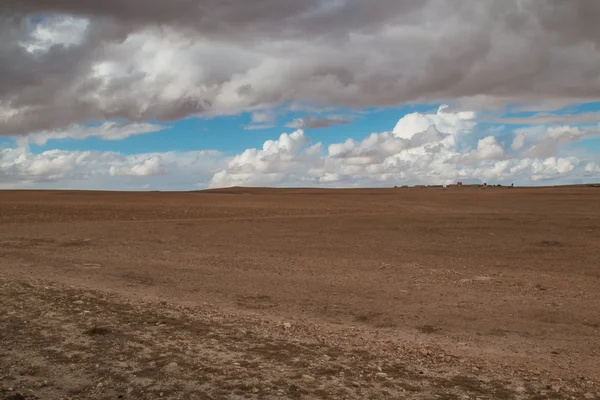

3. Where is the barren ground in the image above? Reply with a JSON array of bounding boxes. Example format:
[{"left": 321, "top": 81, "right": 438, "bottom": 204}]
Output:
[{"left": 1, "top": 186, "right": 599, "bottom": 400}]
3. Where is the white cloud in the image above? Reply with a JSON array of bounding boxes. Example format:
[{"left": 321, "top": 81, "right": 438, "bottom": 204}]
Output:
[
  {"left": 474, "top": 136, "right": 505, "bottom": 161},
  {"left": 511, "top": 133, "right": 526, "bottom": 150},
  {"left": 585, "top": 162, "right": 600, "bottom": 173},
  {"left": 531, "top": 157, "right": 578, "bottom": 181},
  {"left": 0, "top": 147, "right": 225, "bottom": 190},
  {"left": 517, "top": 125, "right": 600, "bottom": 158},
  {"left": 244, "top": 111, "right": 276, "bottom": 130},
  {"left": 109, "top": 155, "right": 166, "bottom": 177},
  {"left": 209, "top": 129, "right": 321, "bottom": 187},
  {"left": 2, "top": 108, "right": 599, "bottom": 190},
  {"left": 16, "top": 122, "right": 166, "bottom": 146},
  {"left": 209, "top": 107, "right": 600, "bottom": 188},
  {"left": 392, "top": 105, "right": 476, "bottom": 139},
  {"left": 250, "top": 111, "right": 275, "bottom": 124}
]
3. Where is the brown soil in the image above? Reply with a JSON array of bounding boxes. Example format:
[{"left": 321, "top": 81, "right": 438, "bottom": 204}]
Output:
[{"left": 1, "top": 186, "right": 599, "bottom": 399}]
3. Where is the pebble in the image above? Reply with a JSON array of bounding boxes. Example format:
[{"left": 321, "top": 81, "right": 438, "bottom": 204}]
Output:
[
  {"left": 283, "top": 322, "right": 292, "bottom": 330},
  {"left": 252, "top": 387, "right": 259, "bottom": 393},
  {"left": 163, "top": 362, "right": 179, "bottom": 374},
  {"left": 73, "top": 300, "right": 84, "bottom": 305},
  {"left": 584, "top": 393, "right": 595, "bottom": 399},
  {"left": 301, "top": 374, "right": 315, "bottom": 382},
  {"left": 376, "top": 372, "right": 388, "bottom": 379},
  {"left": 515, "top": 387, "right": 526, "bottom": 394}
]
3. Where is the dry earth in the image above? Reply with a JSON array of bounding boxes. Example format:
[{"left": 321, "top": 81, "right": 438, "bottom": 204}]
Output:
[{"left": 1, "top": 186, "right": 599, "bottom": 400}]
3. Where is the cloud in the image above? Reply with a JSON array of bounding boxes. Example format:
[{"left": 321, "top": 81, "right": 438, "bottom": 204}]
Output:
[
  {"left": 16, "top": 122, "right": 166, "bottom": 146},
  {"left": 461, "top": 136, "right": 505, "bottom": 164},
  {"left": 2, "top": 1, "right": 600, "bottom": 135},
  {"left": 511, "top": 133, "right": 526, "bottom": 150},
  {"left": 2, "top": 107, "right": 599, "bottom": 190},
  {"left": 244, "top": 110, "right": 276, "bottom": 130},
  {"left": 210, "top": 129, "right": 323, "bottom": 187},
  {"left": 286, "top": 115, "right": 355, "bottom": 129},
  {"left": 515, "top": 125, "right": 600, "bottom": 158},
  {"left": 210, "top": 107, "right": 600, "bottom": 188},
  {"left": 109, "top": 155, "right": 166, "bottom": 177},
  {"left": 0, "top": 147, "right": 225, "bottom": 190},
  {"left": 392, "top": 106, "right": 476, "bottom": 139},
  {"left": 493, "top": 111, "right": 600, "bottom": 125}
]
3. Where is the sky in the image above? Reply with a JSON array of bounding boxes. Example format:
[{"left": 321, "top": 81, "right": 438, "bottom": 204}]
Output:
[{"left": 1, "top": 0, "right": 600, "bottom": 190}]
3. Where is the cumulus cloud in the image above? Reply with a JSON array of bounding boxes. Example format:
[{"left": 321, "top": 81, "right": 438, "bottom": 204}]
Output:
[
  {"left": 392, "top": 106, "right": 476, "bottom": 139},
  {"left": 516, "top": 125, "right": 600, "bottom": 158},
  {"left": 2, "top": 106, "right": 599, "bottom": 189},
  {"left": 210, "top": 107, "right": 600, "bottom": 188},
  {"left": 0, "top": 147, "right": 225, "bottom": 190},
  {"left": 210, "top": 130, "right": 323, "bottom": 187},
  {"left": 2, "top": 1, "right": 600, "bottom": 136},
  {"left": 109, "top": 155, "right": 166, "bottom": 177}
]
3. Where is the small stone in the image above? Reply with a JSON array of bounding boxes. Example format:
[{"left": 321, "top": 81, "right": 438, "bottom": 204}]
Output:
[
  {"left": 376, "top": 372, "right": 388, "bottom": 379},
  {"left": 97, "top": 382, "right": 103, "bottom": 388},
  {"left": 584, "top": 393, "right": 595, "bottom": 399},
  {"left": 534, "top": 370, "right": 541, "bottom": 375},
  {"left": 232, "top": 362, "right": 240, "bottom": 367},
  {"left": 515, "top": 387, "right": 526, "bottom": 394},
  {"left": 163, "top": 362, "right": 179, "bottom": 374},
  {"left": 301, "top": 374, "right": 315, "bottom": 382},
  {"left": 551, "top": 385, "right": 561, "bottom": 392},
  {"left": 283, "top": 322, "right": 292, "bottom": 330},
  {"left": 421, "top": 349, "right": 432, "bottom": 357},
  {"left": 73, "top": 300, "right": 84, "bottom": 305},
  {"left": 252, "top": 387, "right": 259, "bottom": 393}
]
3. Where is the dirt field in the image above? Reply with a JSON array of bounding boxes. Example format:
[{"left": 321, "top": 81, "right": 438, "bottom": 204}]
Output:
[{"left": 1, "top": 186, "right": 599, "bottom": 400}]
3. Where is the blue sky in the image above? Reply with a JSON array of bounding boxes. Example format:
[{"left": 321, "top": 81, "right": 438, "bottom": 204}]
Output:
[
  {"left": 20, "top": 101, "right": 600, "bottom": 158},
  {"left": 23, "top": 104, "right": 434, "bottom": 155}
]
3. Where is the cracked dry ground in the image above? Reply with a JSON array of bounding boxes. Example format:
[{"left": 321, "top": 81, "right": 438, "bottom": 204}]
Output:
[{"left": 1, "top": 187, "right": 600, "bottom": 399}]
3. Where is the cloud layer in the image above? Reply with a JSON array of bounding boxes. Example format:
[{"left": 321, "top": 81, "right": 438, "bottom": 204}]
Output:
[
  {"left": 210, "top": 106, "right": 599, "bottom": 188},
  {"left": 2, "top": 1, "right": 600, "bottom": 135},
  {"left": 4, "top": 106, "right": 595, "bottom": 190}
]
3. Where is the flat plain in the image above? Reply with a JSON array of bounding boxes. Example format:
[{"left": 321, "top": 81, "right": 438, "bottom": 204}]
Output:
[{"left": 1, "top": 186, "right": 599, "bottom": 400}]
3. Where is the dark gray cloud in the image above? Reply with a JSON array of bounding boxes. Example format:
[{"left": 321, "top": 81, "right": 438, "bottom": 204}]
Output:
[{"left": 1, "top": 0, "right": 600, "bottom": 135}]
